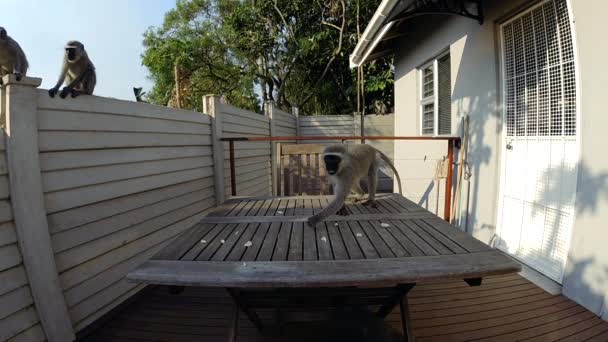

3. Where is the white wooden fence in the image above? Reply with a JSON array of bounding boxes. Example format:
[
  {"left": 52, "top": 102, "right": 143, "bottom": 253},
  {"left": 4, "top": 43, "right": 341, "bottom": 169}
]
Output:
[{"left": 0, "top": 76, "right": 400, "bottom": 341}]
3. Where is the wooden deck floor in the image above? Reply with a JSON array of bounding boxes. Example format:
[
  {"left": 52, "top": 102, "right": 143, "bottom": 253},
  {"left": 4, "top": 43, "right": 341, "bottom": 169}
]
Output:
[{"left": 81, "top": 274, "right": 608, "bottom": 342}]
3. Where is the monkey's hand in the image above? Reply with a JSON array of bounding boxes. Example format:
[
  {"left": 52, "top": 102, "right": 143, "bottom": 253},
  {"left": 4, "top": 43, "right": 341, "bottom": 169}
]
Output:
[
  {"left": 306, "top": 215, "right": 320, "bottom": 228},
  {"left": 59, "top": 87, "right": 70, "bottom": 99},
  {"left": 48, "top": 87, "right": 58, "bottom": 98}
]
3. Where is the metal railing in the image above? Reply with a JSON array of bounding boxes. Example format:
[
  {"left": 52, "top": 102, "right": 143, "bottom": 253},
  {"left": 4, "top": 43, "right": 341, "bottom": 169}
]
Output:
[{"left": 219, "top": 136, "right": 462, "bottom": 222}]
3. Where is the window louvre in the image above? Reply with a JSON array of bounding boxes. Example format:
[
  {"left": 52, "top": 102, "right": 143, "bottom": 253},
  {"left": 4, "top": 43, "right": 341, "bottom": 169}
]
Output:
[
  {"left": 437, "top": 54, "right": 451, "bottom": 135},
  {"left": 419, "top": 53, "right": 451, "bottom": 135}
]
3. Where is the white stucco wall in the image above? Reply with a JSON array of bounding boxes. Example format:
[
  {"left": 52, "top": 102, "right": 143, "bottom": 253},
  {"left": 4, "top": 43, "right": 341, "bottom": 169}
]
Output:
[
  {"left": 563, "top": 0, "right": 608, "bottom": 319},
  {"left": 392, "top": 0, "right": 608, "bottom": 318},
  {"left": 393, "top": 0, "right": 528, "bottom": 242}
]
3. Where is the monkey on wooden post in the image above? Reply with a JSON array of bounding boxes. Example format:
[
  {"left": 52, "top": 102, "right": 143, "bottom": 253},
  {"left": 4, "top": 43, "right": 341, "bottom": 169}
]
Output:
[
  {"left": 307, "top": 144, "right": 403, "bottom": 227},
  {"left": 48, "top": 41, "right": 96, "bottom": 98},
  {"left": 0, "top": 27, "right": 28, "bottom": 84}
]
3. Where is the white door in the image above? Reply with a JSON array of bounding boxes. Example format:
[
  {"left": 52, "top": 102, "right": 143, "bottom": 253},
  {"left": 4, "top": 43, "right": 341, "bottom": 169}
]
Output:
[{"left": 496, "top": 0, "right": 578, "bottom": 283}]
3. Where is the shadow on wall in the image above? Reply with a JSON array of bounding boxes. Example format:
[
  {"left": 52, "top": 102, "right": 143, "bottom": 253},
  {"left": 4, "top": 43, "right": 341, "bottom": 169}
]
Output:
[
  {"left": 451, "top": 32, "right": 500, "bottom": 241},
  {"left": 562, "top": 163, "right": 608, "bottom": 315}
]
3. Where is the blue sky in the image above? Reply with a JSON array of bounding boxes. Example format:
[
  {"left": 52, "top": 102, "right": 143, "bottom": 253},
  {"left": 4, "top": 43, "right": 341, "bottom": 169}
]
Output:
[{"left": 1, "top": 0, "right": 176, "bottom": 100}]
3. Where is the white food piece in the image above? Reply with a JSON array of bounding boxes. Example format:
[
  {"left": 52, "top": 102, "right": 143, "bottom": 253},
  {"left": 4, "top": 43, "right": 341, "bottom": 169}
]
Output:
[
  {"left": 355, "top": 233, "right": 363, "bottom": 238},
  {"left": 334, "top": 223, "right": 339, "bottom": 226},
  {"left": 244, "top": 241, "right": 253, "bottom": 247},
  {"left": 380, "top": 223, "right": 390, "bottom": 228},
  {"left": 321, "top": 236, "right": 328, "bottom": 243},
  {"left": 220, "top": 239, "right": 225, "bottom": 244},
  {"left": 200, "top": 239, "right": 207, "bottom": 244}
]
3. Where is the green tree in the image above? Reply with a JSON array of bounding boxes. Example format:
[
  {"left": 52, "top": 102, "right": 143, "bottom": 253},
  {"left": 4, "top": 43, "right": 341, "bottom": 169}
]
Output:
[{"left": 141, "top": 0, "right": 394, "bottom": 115}]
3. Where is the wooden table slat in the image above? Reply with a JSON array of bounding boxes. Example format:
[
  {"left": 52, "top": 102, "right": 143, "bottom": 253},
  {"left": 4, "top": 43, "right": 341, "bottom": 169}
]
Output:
[
  {"left": 288, "top": 222, "right": 304, "bottom": 261},
  {"left": 422, "top": 217, "right": 490, "bottom": 253},
  {"left": 128, "top": 251, "right": 521, "bottom": 288},
  {"left": 357, "top": 220, "right": 397, "bottom": 258},
  {"left": 225, "top": 223, "right": 261, "bottom": 261},
  {"left": 152, "top": 223, "right": 214, "bottom": 260},
  {"left": 210, "top": 222, "right": 250, "bottom": 261},
  {"left": 326, "top": 222, "right": 348, "bottom": 260},
  {"left": 411, "top": 219, "right": 468, "bottom": 254},
  {"left": 400, "top": 220, "right": 454, "bottom": 255},
  {"left": 198, "top": 212, "right": 435, "bottom": 224},
  {"left": 391, "top": 220, "right": 439, "bottom": 256},
  {"left": 346, "top": 221, "right": 380, "bottom": 259},
  {"left": 303, "top": 222, "right": 318, "bottom": 261},
  {"left": 315, "top": 224, "right": 332, "bottom": 260},
  {"left": 272, "top": 222, "right": 292, "bottom": 261},
  {"left": 187, "top": 223, "right": 235, "bottom": 261},
  {"left": 241, "top": 223, "right": 271, "bottom": 261},
  {"left": 337, "top": 221, "right": 364, "bottom": 259},
  {"left": 255, "top": 222, "right": 281, "bottom": 262}
]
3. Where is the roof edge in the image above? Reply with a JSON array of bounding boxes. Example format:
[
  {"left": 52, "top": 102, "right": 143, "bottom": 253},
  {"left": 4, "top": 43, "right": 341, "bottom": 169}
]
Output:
[{"left": 349, "top": 0, "right": 401, "bottom": 68}]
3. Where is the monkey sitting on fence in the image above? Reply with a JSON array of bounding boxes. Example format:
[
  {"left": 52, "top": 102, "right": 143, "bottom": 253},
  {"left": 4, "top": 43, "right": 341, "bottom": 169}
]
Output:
[
  {"left": 0, "top": 27, "right": 28, "bottom": 84},
  {"left": 307, "top": 144, "right": 403, "bottom": 227},
  {"left": 48, "top": 41, "right": 96, "bottom": 98}
]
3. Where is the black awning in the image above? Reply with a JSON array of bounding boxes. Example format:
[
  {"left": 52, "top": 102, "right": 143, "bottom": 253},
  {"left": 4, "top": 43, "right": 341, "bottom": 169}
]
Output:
[{"left": 350, "top": 0, "right": 484, "bottom": 67}]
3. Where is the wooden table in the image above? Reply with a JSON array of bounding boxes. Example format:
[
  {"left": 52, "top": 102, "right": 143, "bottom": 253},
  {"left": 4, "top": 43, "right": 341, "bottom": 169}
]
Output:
[{"left": 127, "top": 194, "right": 520, "bottom": 341}]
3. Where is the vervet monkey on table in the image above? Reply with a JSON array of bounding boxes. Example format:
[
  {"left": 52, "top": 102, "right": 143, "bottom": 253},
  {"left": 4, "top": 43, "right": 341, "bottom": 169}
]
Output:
[{"left": 307, "top": 144, "right": 403, "bottom": 227}]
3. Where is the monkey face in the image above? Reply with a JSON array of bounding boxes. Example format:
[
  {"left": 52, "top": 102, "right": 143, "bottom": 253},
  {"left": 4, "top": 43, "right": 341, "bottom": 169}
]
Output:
[
  {"left": 323, "top": 154, "right": 342, "bottom": 175},
  {"left": 65, "top": 47, "right": 78, "bottom": 62},
  {"left": 0, "top": 28, "right": 6, "bottom": 40}
]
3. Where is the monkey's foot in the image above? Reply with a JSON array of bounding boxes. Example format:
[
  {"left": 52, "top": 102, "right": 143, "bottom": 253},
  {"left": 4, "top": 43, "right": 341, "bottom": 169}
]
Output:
[
  {"left": 337, "top": 206, "right": 349, "bottom": 216},
  {"left": 48, "top": 88, "right": 57, "bottom": 98},
  {"left": 362, "top": 200, "right": 378, "bottom": 209},
  {"left": 70, "top": 89, "right": 80, "bottom": 98},
  {"left": 59, "top": 88, "right": 70, "bottom": 99},
  {"left": 14, "top": 73, "right": 22, "bottom": 81}
]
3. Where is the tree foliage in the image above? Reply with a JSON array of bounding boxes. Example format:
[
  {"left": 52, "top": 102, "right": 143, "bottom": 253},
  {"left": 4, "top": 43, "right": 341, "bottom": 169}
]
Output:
[{"left": 142, "top": 0, "right": 394, "bottom": 115}]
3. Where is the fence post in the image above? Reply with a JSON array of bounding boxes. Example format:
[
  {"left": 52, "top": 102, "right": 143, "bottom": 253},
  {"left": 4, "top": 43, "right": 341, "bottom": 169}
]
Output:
[
  {"left": 266, "top": 101, "right": 278, "bottom": 196},
  {"left": 292, "top": 106, "right": 300, "bottom": 141},
  {"left": 3, "top": 75, "right": 75, "bottom": 342},
  {"left": 204, "top": 95, "right": 226, "bottom": 204}
]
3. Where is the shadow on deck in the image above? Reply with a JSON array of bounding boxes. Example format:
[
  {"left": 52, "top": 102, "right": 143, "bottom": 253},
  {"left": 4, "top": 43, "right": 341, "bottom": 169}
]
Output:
[{"left": 80, "top": 274, "right": 608, "bottom": 342}]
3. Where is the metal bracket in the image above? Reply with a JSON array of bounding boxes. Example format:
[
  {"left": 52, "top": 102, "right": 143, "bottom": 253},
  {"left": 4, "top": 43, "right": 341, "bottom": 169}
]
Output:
[{"left": 464, "top": 277, "right": 483, "bottom": 287}]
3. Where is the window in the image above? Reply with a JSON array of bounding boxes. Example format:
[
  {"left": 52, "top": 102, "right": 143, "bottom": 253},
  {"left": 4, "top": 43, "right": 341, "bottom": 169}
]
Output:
[{"left": 419, "top": 53, "right": 452, "bottom": 135}]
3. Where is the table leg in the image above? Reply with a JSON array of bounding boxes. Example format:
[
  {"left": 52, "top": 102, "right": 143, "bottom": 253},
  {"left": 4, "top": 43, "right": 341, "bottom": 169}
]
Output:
[
  {"left": 228, "top": 301, "right": 239, "bottom": 342},
  {"left": 399, "top": 295, "right": 414, "bottom": 342},
  {"left": 227, "top": 289, "right": 264, "bottom": 333},
  {"left": 376, "top": 284, "right": 414, "bottom": 318}
]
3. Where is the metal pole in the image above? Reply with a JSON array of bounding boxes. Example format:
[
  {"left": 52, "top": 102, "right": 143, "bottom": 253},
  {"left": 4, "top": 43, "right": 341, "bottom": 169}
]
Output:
[
  {"left": 229, "top": 140, "right": 236, "bottom": 196},
  {"left": 444, "top": 140, "right": 454, "bottom": 222}
]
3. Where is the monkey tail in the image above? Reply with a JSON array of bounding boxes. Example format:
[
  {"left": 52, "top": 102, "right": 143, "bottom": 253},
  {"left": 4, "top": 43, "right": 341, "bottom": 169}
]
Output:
[{"left": 376, "top": 149, "right": 403, "bottom": 196}]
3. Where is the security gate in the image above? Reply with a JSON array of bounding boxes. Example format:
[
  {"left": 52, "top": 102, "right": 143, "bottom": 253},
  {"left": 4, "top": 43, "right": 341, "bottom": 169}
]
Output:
[{"left": 496, "top": 0, "right": 578, "bottom": 283}]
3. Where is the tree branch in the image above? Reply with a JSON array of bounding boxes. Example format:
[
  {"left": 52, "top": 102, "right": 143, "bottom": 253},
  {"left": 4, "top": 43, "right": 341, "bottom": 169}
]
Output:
[{"left": 298, "top": 0, "right": 346, "bottom": 108}]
